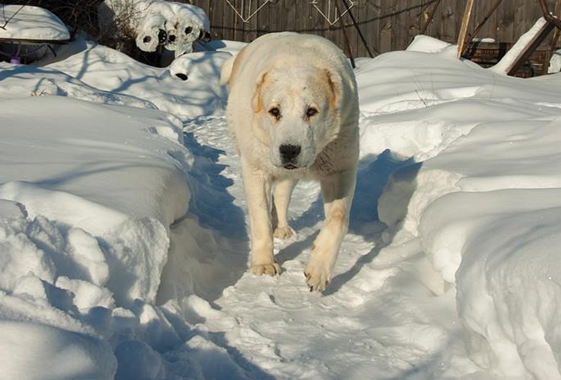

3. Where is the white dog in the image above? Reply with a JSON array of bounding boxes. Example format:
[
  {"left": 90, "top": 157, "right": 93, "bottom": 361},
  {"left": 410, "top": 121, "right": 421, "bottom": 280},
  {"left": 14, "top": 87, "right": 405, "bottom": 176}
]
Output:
[{"left": 220, "top": 32, "right": 359, "bottom": 291}]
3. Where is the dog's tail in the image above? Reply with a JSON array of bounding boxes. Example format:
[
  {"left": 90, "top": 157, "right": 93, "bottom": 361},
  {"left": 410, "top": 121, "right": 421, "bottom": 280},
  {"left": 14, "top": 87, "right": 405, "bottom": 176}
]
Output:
[{"left": 220, "top": 55, "right": 236, "bottom": 86}]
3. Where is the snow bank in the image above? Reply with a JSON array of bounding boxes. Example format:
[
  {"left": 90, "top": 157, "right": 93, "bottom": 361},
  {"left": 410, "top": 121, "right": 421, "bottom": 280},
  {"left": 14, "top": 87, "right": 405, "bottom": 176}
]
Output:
[
  {"left": 549, "top": 49, "right": 561, "bottom": 73},
  {"left": 0, "top": 94, "right": 191, "bottom": 304},
  {"left": 0, "top": 46, "right": 263, "bottom": 379},
  {"left": 0, "top": 320, "right": 116, "bottom": 380},
  {"left": 0, "top": 60, "right": 199, "bottom": 375},
  {"left": 40, "top": 38, "right": 230, "bottom": 118},
  {"left": 0, "top": 5, "right": 70, "bottom": 41},
  {"left": 360, "top": 40, "right": 561, "bottom": 378},
  {"left": 406, "top": 35, "right": 453, "bottom": 54},
  {"left": 421, "top": 190, "right": 561, "bottom": 379}
]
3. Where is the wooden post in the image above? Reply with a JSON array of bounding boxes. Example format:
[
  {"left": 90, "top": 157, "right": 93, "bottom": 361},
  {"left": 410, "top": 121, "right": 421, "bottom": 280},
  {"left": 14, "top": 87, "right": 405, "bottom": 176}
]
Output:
[
  {"left": 457, "top": 0, "right": 476, "bottom": 58},
  {"left": 507, "top": 20, "right": 554, "bottom": 76},
  {"left": 539, "top": 0, "right": 561, "bottom": 29},
  {"left": 545, "top": 0, "right": 561, "bottom": 74},
  {"left": 461, "top": 0, "right": 504, "bottom": 57}
]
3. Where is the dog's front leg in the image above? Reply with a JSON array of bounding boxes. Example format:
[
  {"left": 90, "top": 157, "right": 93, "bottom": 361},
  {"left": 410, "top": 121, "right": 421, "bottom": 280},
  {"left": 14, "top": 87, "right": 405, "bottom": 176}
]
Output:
[
  {"left": 242, "top": 160, "right": 281, "bottom": 276},
  {"left": 305, "top": 169, "right": 356, "bottom": 291},
  {"left": 272, "top": 178, "right": 298, "bottom": 239}
]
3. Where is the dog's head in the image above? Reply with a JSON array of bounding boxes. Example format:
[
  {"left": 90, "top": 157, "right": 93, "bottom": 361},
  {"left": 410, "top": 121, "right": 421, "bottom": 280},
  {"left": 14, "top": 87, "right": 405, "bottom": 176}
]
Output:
[{"left": 252, "top": 65, "right": 343, "bottom": 170}]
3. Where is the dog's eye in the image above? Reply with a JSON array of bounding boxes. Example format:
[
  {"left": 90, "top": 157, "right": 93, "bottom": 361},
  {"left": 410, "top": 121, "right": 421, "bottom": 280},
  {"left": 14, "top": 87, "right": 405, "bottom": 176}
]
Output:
[
  {"left": 305, "top": 107, "right": 318, "bottom": 119},
  {"left": 268, "top": 107, "right": 281, "bottom": 120}
]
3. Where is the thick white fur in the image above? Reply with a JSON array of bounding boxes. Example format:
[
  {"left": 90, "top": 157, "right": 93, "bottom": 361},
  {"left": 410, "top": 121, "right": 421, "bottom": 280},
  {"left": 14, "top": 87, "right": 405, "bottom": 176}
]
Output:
[{"left": 221, "top": 32, "right": 359, "bottom": 291}]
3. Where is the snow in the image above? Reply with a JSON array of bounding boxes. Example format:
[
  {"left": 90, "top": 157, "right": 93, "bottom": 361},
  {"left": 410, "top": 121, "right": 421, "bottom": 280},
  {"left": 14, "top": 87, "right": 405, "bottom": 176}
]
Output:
[
  {"left": 406, "top": 35, "right": 453, "bottom": 54},
  {"left": 549, "top": 49, "right": 561, "bottom": 73},
  {"left": 3, "top": 28, "right": 561, "bottom": 380},
  {"left": 0, "top": 5, "right": 70, "bottom": 41},
  {"left": 38, "top": 39, "right": 228, "bottom": 119},
  {"left": 363, "top": 42, "right": 561, "bottom": 379},
  {"left": 0, "top": 320, "right": 117, "bottom": 380}
]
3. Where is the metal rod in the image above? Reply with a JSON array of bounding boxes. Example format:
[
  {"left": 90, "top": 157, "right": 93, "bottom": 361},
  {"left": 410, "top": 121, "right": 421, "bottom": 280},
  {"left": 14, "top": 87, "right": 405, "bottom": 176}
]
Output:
[
  {"left": 335, "top": 0, "right": 355, "bottom": 68},
  {"left": 461, "top": 0, "right": 503, "bottom": 57},
  {"left": 340, "top": 0, "right": 375, "bottom": 58},
  {"left": 539, "top": 0, "right": 561, "bottom": 30}
]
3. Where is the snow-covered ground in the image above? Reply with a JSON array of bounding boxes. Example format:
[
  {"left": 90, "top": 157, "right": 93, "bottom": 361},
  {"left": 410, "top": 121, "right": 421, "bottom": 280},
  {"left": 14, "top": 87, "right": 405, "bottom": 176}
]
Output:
[{"left": 2, "top": 32, "right": 561, "bottom": 380}]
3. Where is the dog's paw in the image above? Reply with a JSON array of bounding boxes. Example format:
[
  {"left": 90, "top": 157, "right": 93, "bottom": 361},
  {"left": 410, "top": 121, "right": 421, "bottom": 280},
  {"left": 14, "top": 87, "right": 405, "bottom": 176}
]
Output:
[
  {"left": 273, "top": 226, "right": 294, "bottom": 239},
  {"left": 304, "top": 259, "right": 331, "bottom": 292},
  {"left": 250, "top": 262, "right": 282, "bottom": 276}
]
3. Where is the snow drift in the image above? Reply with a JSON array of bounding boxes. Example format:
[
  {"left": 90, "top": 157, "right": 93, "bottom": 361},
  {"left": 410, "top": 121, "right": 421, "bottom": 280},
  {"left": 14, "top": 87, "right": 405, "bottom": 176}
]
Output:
[{"left": 360, "top": 35, "right": 561, "bottom": 379}]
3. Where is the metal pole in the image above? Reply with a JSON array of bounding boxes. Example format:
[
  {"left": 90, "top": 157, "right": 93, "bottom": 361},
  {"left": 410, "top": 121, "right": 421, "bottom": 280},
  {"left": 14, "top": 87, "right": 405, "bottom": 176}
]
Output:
[
  {"left": 340, "top": 0, "right": 375, "bottom": 58},
  {"left": 461, "top": 0, "right": 503, "bottom": 57},
  {"left": 334, "top": 0, "right": 355, "bottom": 68}
]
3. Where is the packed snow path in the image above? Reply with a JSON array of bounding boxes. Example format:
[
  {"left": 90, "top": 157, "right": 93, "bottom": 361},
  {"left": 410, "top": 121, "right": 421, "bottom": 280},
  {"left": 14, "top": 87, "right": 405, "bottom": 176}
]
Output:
[{"left": 163, "top": 115, "right": 472, "bottom": 380}]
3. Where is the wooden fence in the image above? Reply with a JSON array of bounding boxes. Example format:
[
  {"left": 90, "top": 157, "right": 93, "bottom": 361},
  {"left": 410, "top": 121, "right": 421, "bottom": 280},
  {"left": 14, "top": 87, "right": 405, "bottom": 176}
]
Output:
[{"left": 189, "top": 0, "right": 559, "bottom": 58}]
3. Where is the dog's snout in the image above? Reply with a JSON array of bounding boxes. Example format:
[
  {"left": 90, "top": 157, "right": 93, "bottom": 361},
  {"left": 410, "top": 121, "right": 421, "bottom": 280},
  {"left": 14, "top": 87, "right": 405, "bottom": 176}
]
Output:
[{"left": 279, "top": 144, "right": 301, "bottom": 163}]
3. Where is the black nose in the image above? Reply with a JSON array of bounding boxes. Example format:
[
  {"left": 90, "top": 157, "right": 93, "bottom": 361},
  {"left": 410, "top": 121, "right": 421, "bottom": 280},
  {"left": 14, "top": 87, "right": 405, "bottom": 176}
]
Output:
[{"left": 279, "top": 144, "right": 301, "bottom": 163}]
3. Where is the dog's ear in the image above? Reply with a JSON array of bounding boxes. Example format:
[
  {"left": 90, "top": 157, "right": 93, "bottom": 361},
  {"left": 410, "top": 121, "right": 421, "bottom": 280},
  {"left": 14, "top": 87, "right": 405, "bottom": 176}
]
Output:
[
  {"left": 252, "top": 70, "right": 269, "bottom": 113},
  {"left": 322, "top": 68, "right": 342, "bottom": 109}
]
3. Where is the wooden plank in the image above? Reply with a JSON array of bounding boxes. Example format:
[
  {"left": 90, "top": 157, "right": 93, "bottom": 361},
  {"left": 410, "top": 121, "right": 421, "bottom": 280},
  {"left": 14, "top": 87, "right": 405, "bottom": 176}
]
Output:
[
  {"left": 210, "top": 0, "right": 224, "bottom": 40},
  {"left": 367, "top": 0, "right": 381, "bottom": 55},
  {"left": 407, "top": 0, "right": 422, "bottom": 48},
  {"left": 507, "top": 20, "right": 555, "bottom": 75},
  {"left": 435, "top": 0, "right": 451, "bottom": 42},
  {"left": 294, "top": 0, "right": 301, "bottom": 35},
  {"left": 528, "top": 0, "right": 546, "bottom": 26},
  {"left": 466, "top": 0, "right": 503, "bottom": 43},
  {"left": 341, "top": 0, "right": 373, "bottom": 57},
  {"left": 386, "top": 0, "right": 398, "bottom": 51},
  {"left": 461, "top": 0, "right": 503, "bottom": 57},
  {"left": 308, "top": 0, "right": 322, "bottom": 37},
  {"left": 256, "top": 0, "right": 268, "bottom": 37},
  {"left": 298, "top": 0, "right": 308, "bottom": 35},
  {"left": 192, "top": 0, "right": 561, "bottom": 61},
  {"left": 268, "top": 0, "right": 280, "bottom": 33},
  {"left": 419, "top": 0, "right": 441, "bottom": 36},
  {"left": 379, "top": 0, "right": 392, "bottom": 53},
  {"left": 425, "top": 0, "right": 440, "bottom": 37},
  {"left": 320, "top": 0, "right": 335, "bottom": 49},
  {"left": 335, "top": 0, "right": 355, "bottom": 63},
  {"left": 497, "top": 0, "right": 514, "bottom": 43},
  {"left": 513, "top": 0, "right": 527, "bottom": 44},
  {"left": 286, "top": 0, "right": 296, "bottom": 32},
  {"left": 245, "top": 0, "right": 259, "bottom": 42},
  {"left": 545, "top": 0, "right": 561, "bottom": 73},
  {"left": 350, "top": 0, "right": 368, "bottom": 57},
  {"left": 394, "top": 0, "right": 407, "bottom": 50},
  {"left": 457, "top": 0, "right": 475, "bottom": 57},
  {"left": 336, "top": 4, "right": 346, "bottom": 51}
]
